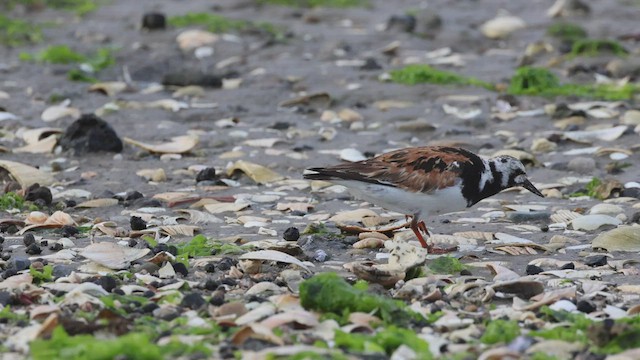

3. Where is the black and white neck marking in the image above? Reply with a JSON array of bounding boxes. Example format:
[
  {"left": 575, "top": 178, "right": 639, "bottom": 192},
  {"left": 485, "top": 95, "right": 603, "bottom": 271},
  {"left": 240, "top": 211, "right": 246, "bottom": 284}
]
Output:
[{"left": 462, "top": 155, "right": 526, "bottom": 207}]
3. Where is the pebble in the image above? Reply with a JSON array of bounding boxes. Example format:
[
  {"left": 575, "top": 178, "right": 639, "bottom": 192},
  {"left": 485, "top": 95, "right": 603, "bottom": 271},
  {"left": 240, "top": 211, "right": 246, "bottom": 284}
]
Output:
[
  {"left": 204, "top": 279, "right": 219, "bottom": 291},
  {"left": 0, "top": 291, "right": 11, "bottom": 306},
  {"left": 25, "top": 185, "right": 53, "bottom": 205},
  {"left": 23, "top": 233, "right": 36, "bottom": 247},
  {"left": 141, "top": 12, "right": 166, "bottom": 30},
  {"left": 584, "top": 255, "right": 608, "bottom": 267},
  {"left": 2, "top": 269, "right": 18, "bottom": 279},
  {"left": 173, "top": 262, "right": 189, "bottom": 276},
  {"left": 283, "top": 227, "right": 300, "bottom": 241},
  {"left": 142, "top": 303, "right": 159, "bottom": 313},
  {"left": 59, "top": 114, "right": 123, "bottom": 153},
  {"left": 526, "top": 264, "right": 544, "bottom": 275},
  {"left": 577, "top": 299, "right": 596, "bottom": 314},
  {"left": 52, "top": 264, "right": 73, "bottom": 278},
  {"left": 560, "top": 262, "right": 575, "bottom": 270},
  {"left": 386, "top": 14, "right": 416, "bottom": 33},
  {"left": 11, "top": 257, "right": 31, "bottom": 271},
  {"left": 130, "top": 216, "right": 147, "bottom": 230},
  {"left": 209, "top": 287, "right": 226, "bottom": 306},
  {"left": 196, "top": 167, "right": 217, "bottom": 182},
  {"left": 217, "top": 257, "right": 236, "bottom": 271},
  {"left": 181, "top": 292, "right": 206, "bottom": 310},
  {"left": 621, "top": 188, "right": 640, "bottom": 199},
  {"left": 137, "top": 263, "right": 160, "bottom": 275},
  {"left": 204, "top": 263, "right": 216, "bottom": 273},
  {"left": 60, "top": 225, "right": 79, "bottom": 238},
  {"left": 96, "top": 276, "right": 118, "bottom": 292},
  {"left": 567, "top": 157, "right": 596, "bottom": 173},
  {"left": 507, "top": 211, "right": 551, "bottom": 223},
  {"left": 313, "top": 249, "right": 329, "bottom": 262}
]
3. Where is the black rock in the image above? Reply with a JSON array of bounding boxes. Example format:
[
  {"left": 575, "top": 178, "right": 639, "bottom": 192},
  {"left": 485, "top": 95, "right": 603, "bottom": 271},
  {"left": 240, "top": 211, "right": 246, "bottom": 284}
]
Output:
[
  {"left": 360, "top": 58, "right": 382, "bottom": 71},
  {"left": 270, "top": 122, "right": 290, "bottom": 130},
  {"left": 220, "top": 277, "right": 236, "bottom": 286},
  {"left": 39, "top": 240, "right": 48, "bottom": 247},
  {"left": 622, "top": 188, "right": 640, "bottom": 199},
  {"left": 196, "top": 167, "right": 217, "bottom": 182},
  {"left": 60, "top": 225, "right": 79, "bottom": 238},
  {"left": 52, "top": 264, "right": 73, "bottom": 278},
  {"left": 585, "top": 255, "right": 608, "bottom": 267},
  {"left": 142, "top": 12, "right": 166, "bottom": 30},
  {"left": 141, "top": 302, "right": 159, "bottom": 313},
  {"left": 459, "top": 269, "right": 472, "bottom": 276},
  {"left": 173, "top": 262, "right": 188, "bottom": 276},
  {"left": 97, "top": 276, "right": 117, "bottom": 292},
  {"left": 577, "top": 299, "right": 596, "bottom": 313},
  {"left": 49, "top": 242, "right": 64, "bottom": 252},
  {"left": 143, "top": 290, "right": 155, "bottom": 298},
  {"left": 58, "top": 114, "right": 123, "bottom": 153},
  {"left": 167, "top": 245, "right": 178, "bottom": 256},
  {"left": 162, "top": 71, "right": 223, "bottom": 88},
  {"left": 127, "top": 239, "right": 138, "bottom": 247},
  {"left": 125, "top": 190, "right": 144, "bottom": 201},
  {"left": 0, "top": 236, "right": 4, "bottom": 244},
  {"left": 130, "top": 198, "right": 162, "bottom": 208},
  {"left": 23, "top": 233, "right": 36, "bottom": 247},
  {"left": 283, "top": 227, "right": 300, "bottom": 241},
  {"left": 217, "top": 257, "right": 235, "bottom": 271},
  {"left": 137, "top": 262, "right": 160, "bottom": 274},
  {"left": 181, "top": 292, "right": 206, "bottom": 310},
  {"left": 1, "top": 252, "right": 10, "bottom": 261},
  {"left": 631, "top": 212, "right": 640, "bottom": 224},
  {"left": 64, "top": 199, "right": 77, "bottom": 208},
  {"left": 113, "top": 288, "right": 125, "bottom": 296},
  {"left": 2, "top": 269, "right": 18, "bottom": 279},
  {"left": 11, "top": 257, "right": 31, "bottom": 271},
  {"left": 204, "top": 262, "right": 216, "bottom": 273},
  {"left": 24, "top": 184, "right": 53, "bottom": 205},
  {"left": 526, "top": 264, "right": 544, "bottom": 275},
  {"left": 25, "top": 244, "right": 41, "bottom": 255},
  {"left": 561, "top": 262, "right": 575, "bottom": 270},
  {"left": 153, "top": 243, "right": 169, "bottom": 253},
  {"left": 209, "top": 287, "right": 225, "bottom": 306},
  {"left": 130, "top": 216, "right": 147, "bottom": 231},
  {"left": 0, "top": 291, "right": 12, "bottom": 306},
  {"left": 386, "top": 14, "right": 416, "bottom": 33},
  {"left": 204, "top": 279, "right": 219, "bottom": 291}
]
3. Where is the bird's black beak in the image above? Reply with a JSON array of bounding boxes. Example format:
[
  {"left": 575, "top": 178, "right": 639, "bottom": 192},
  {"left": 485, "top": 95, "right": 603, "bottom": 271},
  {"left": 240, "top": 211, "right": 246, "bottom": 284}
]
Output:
[{"left": 522, "top": 179, "right": 544, "bottom": 197}]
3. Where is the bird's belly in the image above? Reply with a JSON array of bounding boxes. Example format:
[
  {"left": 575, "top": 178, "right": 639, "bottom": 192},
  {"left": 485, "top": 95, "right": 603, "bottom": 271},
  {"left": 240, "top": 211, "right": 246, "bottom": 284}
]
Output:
[{"left": 335, "top": 181, "right": 468, "bottom": 216}]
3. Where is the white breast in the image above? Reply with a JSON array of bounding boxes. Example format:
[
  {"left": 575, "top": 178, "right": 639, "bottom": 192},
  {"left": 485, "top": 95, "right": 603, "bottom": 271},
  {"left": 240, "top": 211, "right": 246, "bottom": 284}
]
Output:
[{"left": 333, "top": 180, "right": 468, "bottom": 217}]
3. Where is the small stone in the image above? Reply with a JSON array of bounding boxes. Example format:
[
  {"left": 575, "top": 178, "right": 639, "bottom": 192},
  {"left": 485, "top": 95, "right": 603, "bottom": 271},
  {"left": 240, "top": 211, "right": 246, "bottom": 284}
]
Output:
[
  {"left": 1, "top": 252, "right": 11, "bottom": 261},
  {"left": 60, "top": 225, "right": 79, "bottom": 238},
  {"left": 0, "top": 236, "right": 3, "bottom": 244},
  {"left": 204, "top": 279, "right": 219, "bottom": 291},
  {"left": 313, "top": 249, "right": 328, "bottom": 262},
  {"left": 386, "top": 14, "right": 416, "bottom": 33},
  {"left": 97, "top": 276, "right": 118, "bottom": 292},
  {"left": 2, "top": 269, "right": 17, "bottom": 279},
  {"left": 270, "top": 122, "right": 290, "bottom": 130},
  {"left": 23, "top": 233, "right": 36, "bottom": 247},
  {"left": 0, "top": 291, "right": 12, "bottom": 306},
  {"left": 196, "top": 167, "right": 217, "bottom": 182},
  {"left": 130, "top": 216, "right": 147, "bottom": 231},
  {"left": 153, "top": 243, "right": 169, "bottom": 253},
  {"left": 508, "top": 211, "right": 551, "bottom": 223},
  {"left": 576, "top": 299, "right": 596, "bottom": 314},
  {"left": 530, "top": 138, "right": 557, "bottom": 153},
  {"left": 142, "top": 12, "right": 166, "bottom": 30},
  {"left": 584, "top": 255, "right": 608, "bottom": 267},
  {"left": 128, "top": 239, "right": 138, "bottom": 247},
  {"left": 49, "top": 242, "right": 63, "bottom": 252},
  {"left": 142, "top": 302, "right": 160, "bottom": 314},
  {"left": 162, "top": 71, "right": 222, "bottom": 88},
  {"left": 360, "top": 58, "right": 382, "bottom": 71},
  {"left": 217, "top": 257, "right": 235, "bottom": 271},
  {"left": 526, "top": 264, "right": 544, "bottom": 275},
  {"left": 459, "top": 269, "right": 472, "bottom": 276},
  {"left": 154, "top": 305, "right": 179, "bottom": 321},
  {"left": 52, "top": 264, "right": 73, "bottom": 278},
  {"left": 181, "top": 292, "right": 206, "bottom": 310},
  {"left": 125, "top": 190, "right": 144, "bottom": 201},
  {"left": 283, "top": 227, "right": 300, "bottom": 241},
  {"left": 204, "top": 263, "right": 216, "bottom": 273},
  {"left": 137, "top": 262, "right": 160, "bottom": 275},
  {"left": 209, "top": 287, "right": 226, "bottom": 306},
  {"left": 173, "top": 262, "right": 188, "bottom": 276},
  {"left": 622, "top": 188, "right": 640, "bottom": 199},
  {"left": 59, "top": 114, "right": 123, "bottom": 153},
  {"left": 167, "top": 245, "right": 178, "bottom": 256},
  {"left": 25, "top": 243, "right": 42, "bottom": 255},
  {"left": 567, "top": 157, "right": 596, "bottom": 174},
  {"left": 561, "top": 262, "right": 575, "bottom": 270},
  {"left": 143, "top": 290, "right": 155, "bottom": 298},
  {"left": 24, "top": 184, "right": 53, "bottom": 205}
]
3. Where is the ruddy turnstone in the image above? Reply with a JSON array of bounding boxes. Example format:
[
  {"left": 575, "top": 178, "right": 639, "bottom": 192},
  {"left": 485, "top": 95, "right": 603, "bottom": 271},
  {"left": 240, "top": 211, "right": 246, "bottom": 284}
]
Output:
[{"left": 304, "top": 146, "right": 544, "bottom": 253}]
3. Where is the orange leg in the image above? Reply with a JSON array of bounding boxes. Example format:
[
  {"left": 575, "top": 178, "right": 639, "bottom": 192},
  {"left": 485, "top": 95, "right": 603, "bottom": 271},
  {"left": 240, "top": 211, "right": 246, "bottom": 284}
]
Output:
[{"left": 408, "top": 215, "right": 458, "bottom": 254}]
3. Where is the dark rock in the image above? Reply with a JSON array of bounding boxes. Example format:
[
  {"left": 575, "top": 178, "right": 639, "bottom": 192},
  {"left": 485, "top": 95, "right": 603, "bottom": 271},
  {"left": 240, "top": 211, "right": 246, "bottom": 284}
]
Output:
[
  {"left": 167, "top": 245, "right": 178, "bottom": 256},
  {"left": 220, "top": 277, "right": 236, "bottom": 286},
  {"left": 58, "top": 114, "right": 123, "bottom": 153},
  {"left": 1, "top": 252, "right": 10, "bottom": 261},
  {"left": 141, "top": 302, "right": 159, "bottom": 313},
  {"left": 2, "top": 269, "right": 18, "bottom": 279},
  {"left": 386, "top": 14, "right": 416, "bottom": 33},
  {"left": 142, "top": 12, "right": 166, "bottom": 30},
  {"left": 143, "top": 290, "right": 155, "bottom": 298},
  {"left": 97, "top": 276, "right": 117, "bottom": 292},
  {"left": 585, "top": 255, "right": 608, "bottom": 267},
  {"left": 153, "top": 243, "right": 169, "bottom": 254},
  {"left": 360, "top": 58, "right": 382, "bottom": 71},
  {"left": 270, "top": 122, "right": 290, "bottom": 130},
  {"left": 130, "top": 198, "right": 162, "bottom": 208},
  {"left": 217, "top": 257, "right": 235, "bottom": 271},
  {"left": 130, "top": 216, "right": 147, "bottom": 231},
  {"left": 113, "top": 288, "right": 125, "bottom": 296},
  {"left": 23, "top": 233, "right": 36, "bottom": 247},
  {"left": 11, "top": 257, "right": 31, "bottom": 271},
  {"left": 24, "top": 184, "right": 53, "bottom": 205},
  {"left": 526, "top": 264, "right": 544, "bottom": 275},
  {"left": 60, "top": 225, "right": 79, "bottom": 238},
  {"left": 125, "top": 190, "right": 144, "bottom": 201},
  {"left": 196, "top": 167, "right": 217, "bottom": 182},
  {"left": 173, "top": 262, "right": 188, "bottom": 276},
  {"left": 204, "top": 279, "right": 219, "bottom": 291},
  {"left": 459, "top": 269, "right": 472, "bottom": 276},
  {"left": 313, "top": 249, "right": 328, "bottom": 262},
  {"left": 209, "top": 287, "right": 225, "bottom": 306},
  {"left": 128, "top": 239, "right": 138, "bottom": 247},
  {"left": 283, "top": 227, "right": 300, "bottom": 241},
  {"left": 561, "top": 262, "right": 575, "bottom": 270},
  {"left": 577, "top": 299, "right": 596, "bottom": 313},
  {"left": 622, "top": 188, "right": 640, "bottom": 199},
  {"left": 52, "top": 264, "right": 73, "bottom": 278},
  {"left": 204, "top": 262, "right": 216, "bottom": 273},
  {"left": 0, "top": 291, "right": 12, "bottom": 306},
  {"left": 508, "top": 211, "right": 551, "bottom": 223},
  {"left": 0, "top": 236, "right": 3, "bottom": 244},
  {"left": 162, "top": 71, "right": 223, "bottom": 88},
  {"left": 64, "top": 199, "right": 77, "bottom": 208},
  {"left": 181, "top": 292, "right": 206, "bottom": 310},
  {"left": 49, "top": 242, "right": 63, "bottom": 251},
  {"left": 25, "top": 243, "right": 41, "bottom": 255}
]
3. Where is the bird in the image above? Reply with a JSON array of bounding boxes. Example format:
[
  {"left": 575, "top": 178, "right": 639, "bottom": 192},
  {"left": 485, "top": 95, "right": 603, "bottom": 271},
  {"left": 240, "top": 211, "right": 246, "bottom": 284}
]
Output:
[{"left": 303, "top": 146, "right": 544, "bottom": 253}]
